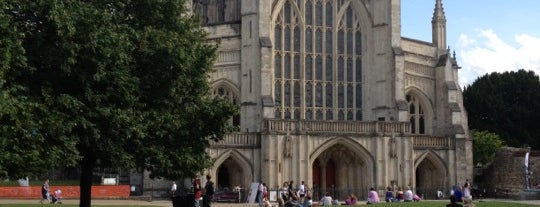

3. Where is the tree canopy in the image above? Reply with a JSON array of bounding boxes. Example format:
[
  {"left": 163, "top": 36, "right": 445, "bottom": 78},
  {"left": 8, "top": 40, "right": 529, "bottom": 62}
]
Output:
[
  {"left": 0, "top": 1, "right": 236, "bottom": 206},
  {"left": 472, "top": 130, "right": 504, "bottom": 167},
  {"left": 463, "top": 69, "right": 540, "bottom": 149}
]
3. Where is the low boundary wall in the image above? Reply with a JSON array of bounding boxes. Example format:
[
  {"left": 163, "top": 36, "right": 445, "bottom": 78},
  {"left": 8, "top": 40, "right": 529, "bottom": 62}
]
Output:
[{"left": 0, "top": 185, "right": 130, "bottom": 199}]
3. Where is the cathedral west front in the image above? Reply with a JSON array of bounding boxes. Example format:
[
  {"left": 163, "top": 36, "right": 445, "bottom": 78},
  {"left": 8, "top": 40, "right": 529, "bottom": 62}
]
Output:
[{"left": 189, "top": 0, "right": 473, "bottom": 200}]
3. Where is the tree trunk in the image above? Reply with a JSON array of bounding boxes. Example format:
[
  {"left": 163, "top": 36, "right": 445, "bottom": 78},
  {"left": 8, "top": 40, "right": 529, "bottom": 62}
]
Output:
[{"left": 79, "top": 154, "right": 95, "bottom": 207}]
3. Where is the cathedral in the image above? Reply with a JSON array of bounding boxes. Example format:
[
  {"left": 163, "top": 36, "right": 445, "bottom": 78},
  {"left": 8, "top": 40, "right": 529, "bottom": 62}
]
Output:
[{"left": 190, "top": 0, "right": 473, "bottom": 200}]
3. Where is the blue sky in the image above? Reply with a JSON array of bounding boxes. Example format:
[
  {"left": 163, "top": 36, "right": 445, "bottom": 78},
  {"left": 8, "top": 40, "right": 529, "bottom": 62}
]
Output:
[{"left": 401, "top": 0, "right": 540, "bottom": 87}]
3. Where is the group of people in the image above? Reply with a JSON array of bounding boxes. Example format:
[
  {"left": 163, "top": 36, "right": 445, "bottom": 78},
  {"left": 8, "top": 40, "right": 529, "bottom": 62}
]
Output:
[
  {"left": 171, "top": 174, "right": 214, "bottom": 207},
  {"left": 276, "top": 180, "right": 312, "bottom": 207},
  {"left": 258, "top": 181, "right": 426, "bottom": 206},
  {"left": 382, "top": 186, "right": 421, "bottom": 203},
  {"left": 446, "top": 179, "right": 476, "bottom": 207},
  {"left": 39, "top": 179, "right": 62, "bottom": 204},
  {"left": 450, "top": 179, "right": 473, "bottom": 203},
  {"left": 446, "top": 195, "right": 475, "bottom": 207}
]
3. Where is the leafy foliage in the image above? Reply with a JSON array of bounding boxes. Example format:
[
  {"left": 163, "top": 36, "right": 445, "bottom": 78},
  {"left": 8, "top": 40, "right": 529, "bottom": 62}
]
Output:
[
  {"left": 472, "top": 130, "right": 505, "bottom": 166},
  {"left": 463, "top": 70, "right": 540, "bottom": 149},
  {"left": 0, "top": 0, "right": 236, "bottom": 206}
]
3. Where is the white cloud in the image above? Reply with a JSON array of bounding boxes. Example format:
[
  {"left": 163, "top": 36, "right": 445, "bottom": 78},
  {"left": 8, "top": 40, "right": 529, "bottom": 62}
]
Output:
[{"left": 456, "top": 29, "right": 540, "bottom": 87}]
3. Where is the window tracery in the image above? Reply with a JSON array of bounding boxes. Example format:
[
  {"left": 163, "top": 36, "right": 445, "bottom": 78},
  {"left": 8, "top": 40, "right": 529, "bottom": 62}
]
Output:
[
  {"left": 212, "top": 85, "right": 240, "bottom": 129},
  {"left": 406, "top": 94, "right": 425, "bottom": 134},
  {"left": 274, "top": 0, "right": 363, "bottom": 120},
  {"left": 193, "top": 0, "right": 241, "bottom": 25}
]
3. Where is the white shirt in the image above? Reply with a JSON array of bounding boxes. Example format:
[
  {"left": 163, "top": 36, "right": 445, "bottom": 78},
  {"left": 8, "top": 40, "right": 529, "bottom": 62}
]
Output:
[
  {"left": 463, "top": 187, "right": 471, "bottom": 198},
  {"left": 299, "top": 184, "right": 305, "bottom": 194},
  {"left": 171, "top": 183, "right": 177, "bottom": 192},
  {"left": 404, "top": 190, "right": 413, "bottom": 201},
  {"left": 320, "top": 196, "right": 332, "bottom": 206}
]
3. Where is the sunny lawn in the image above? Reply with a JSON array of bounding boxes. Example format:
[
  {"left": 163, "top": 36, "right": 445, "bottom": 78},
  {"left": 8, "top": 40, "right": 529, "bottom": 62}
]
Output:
[{"left": 345, "top": 201, "right": 540, "bottom": 207}]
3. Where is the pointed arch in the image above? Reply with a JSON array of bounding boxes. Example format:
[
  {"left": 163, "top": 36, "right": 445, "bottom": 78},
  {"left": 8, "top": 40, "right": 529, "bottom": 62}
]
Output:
[
  {"left": 405, "top": 87, "right": 434, "bottom": 109},
  {"left": 211, "top": 78, "right": 240, "bottom": 128},
  {"left": 309, "top": 137, "right": 374, "bottom": 165},
  {"left": 414, "top": 150, "right": 448, "bottom": 198},
  {"left": 414, "top": 150, "right": 447, "bottom": 172},
  {"left": 271, "top": 0, "right": 304, "bottom": 24},
  {"left": 310, "top": 136, "right": 376, "bottom": 185},
  {"left": 336, "top": 0, "right": 373, "bottom": 30},
  {"left": 211, "top": 78, "right": 240, "bottom": 97},
  {"left": 211, "top": 150, "right": 254, "bottom": 190},
  {"left": 405, "top": 87, "right": 434, "bottom": 134}
]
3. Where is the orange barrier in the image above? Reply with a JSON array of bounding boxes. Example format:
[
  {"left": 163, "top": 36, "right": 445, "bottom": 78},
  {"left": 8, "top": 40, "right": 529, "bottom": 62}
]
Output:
[{"left": 0, "top": 185, "right": 130, "bottom": 199}]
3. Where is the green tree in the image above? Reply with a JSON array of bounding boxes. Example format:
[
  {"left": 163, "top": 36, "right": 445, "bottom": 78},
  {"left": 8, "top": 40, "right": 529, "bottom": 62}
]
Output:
[
  {"left": 0, "top": 1, "right": 236, "bottom": 207},
  {"left": 463, "top": 69, "right": 540, "bottom": 149},
  {"left": 472, "top": 130, "right": 504, "bottom": 167}
]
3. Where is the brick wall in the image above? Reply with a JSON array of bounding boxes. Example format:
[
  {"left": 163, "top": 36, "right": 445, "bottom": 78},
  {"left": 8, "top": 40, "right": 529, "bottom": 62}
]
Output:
[{"left": 0, "top": 185, "right": 130, "bottom": 198}]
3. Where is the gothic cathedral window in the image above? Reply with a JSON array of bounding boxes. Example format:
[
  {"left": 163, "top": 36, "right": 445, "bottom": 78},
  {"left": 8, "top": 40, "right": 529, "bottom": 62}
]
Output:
[
  {"left": 212, "top": 86, "right": 241, "bottom": 130},
  {"left": 274, "top": 0, "right": 363, "bottom": 121},
  {"left": 193, "top": 0, "right": 241, "bottom": 25},
  {"left": 406, "top": 94, "right": 425, "bottom": 134}
]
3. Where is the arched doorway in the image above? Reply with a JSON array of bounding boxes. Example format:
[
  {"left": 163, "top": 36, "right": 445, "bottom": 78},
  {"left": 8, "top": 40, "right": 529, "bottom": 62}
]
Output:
[
  {"left": 216, "top": 157, "right": 245, "bottom": 191},
  {"left": 312, "top": 143, "right": 371, "bottom": 201},
  {"left": 415, "top": 152, "right": 447, "bottom": 199},
  {"left": 212, "top": 150, "right": 253, "bottom": 194},
  {"left": 217, "top": 164, "right": 231, "bottom": 190}
]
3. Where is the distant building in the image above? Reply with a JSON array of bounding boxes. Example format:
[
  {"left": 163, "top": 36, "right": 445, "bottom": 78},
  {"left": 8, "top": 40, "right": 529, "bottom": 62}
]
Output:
[{"left": 188, "top": 0, "right": 472, "bottom": 199}]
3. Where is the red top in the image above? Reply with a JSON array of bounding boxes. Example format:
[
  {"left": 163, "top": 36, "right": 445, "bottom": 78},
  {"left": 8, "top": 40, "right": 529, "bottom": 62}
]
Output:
[{"left": 194, "top": 179, "right": 202, "bottom": 199}]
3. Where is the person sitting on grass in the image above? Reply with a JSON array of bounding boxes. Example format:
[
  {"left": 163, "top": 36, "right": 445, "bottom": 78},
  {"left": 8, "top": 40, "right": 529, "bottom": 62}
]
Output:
[
  {"left": 446, "top": 195, "right": 463, "bottom": 207},
  {"left": 345, "top": 194, "right": 357, "bottom": 205},
  {"left": 462, "top": 197, "right": 475, "bottom": 207},
  {"left": 367, "top": 187, "right": 380, "bottom": 204}
]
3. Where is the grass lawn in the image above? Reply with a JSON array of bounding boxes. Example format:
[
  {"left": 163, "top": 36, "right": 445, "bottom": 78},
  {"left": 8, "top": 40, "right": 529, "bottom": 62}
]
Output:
[
  {"left": 343, "top": 201, "right": 540, "bottom": 207},
  {"left": 0, "top": 206, "right": 158, "bottom": 207}
]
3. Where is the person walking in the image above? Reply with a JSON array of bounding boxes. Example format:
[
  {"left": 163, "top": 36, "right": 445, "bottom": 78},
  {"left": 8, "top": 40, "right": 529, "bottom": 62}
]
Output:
[
  {"left": 257, "top": 181, "right": 264, "bottom": 205},
  {"left": 203, "top": 174, "right": 215, "bottom": 207},
  {"left": 40, "top": 179, "right": 50, "bottom": 204},
  {"left": 193, "top": 177, "right": 202, "bottom": 207},
  {"left": 170, "top": 181, "right": 177, "bottom": 197}
]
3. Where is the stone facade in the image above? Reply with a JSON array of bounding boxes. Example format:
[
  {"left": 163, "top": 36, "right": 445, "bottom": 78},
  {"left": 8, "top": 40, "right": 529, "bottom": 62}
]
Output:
[{"left": 188, "top": 0, "right": 472, "bottom": 200}]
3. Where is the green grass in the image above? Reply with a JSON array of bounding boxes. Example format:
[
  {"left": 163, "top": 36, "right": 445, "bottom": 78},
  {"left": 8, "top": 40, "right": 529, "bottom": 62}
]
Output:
[
  {"left": 0, "top": 205, "right": 157, "bottom": 207},
  {"left": 345, "top": 201, "right": 540, "bottom": 207}
]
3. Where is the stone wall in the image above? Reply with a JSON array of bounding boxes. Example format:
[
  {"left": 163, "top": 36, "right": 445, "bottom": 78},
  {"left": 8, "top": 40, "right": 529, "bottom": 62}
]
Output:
[{"left": 476, "top": 147, "right": 540, "bottom": 198}]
